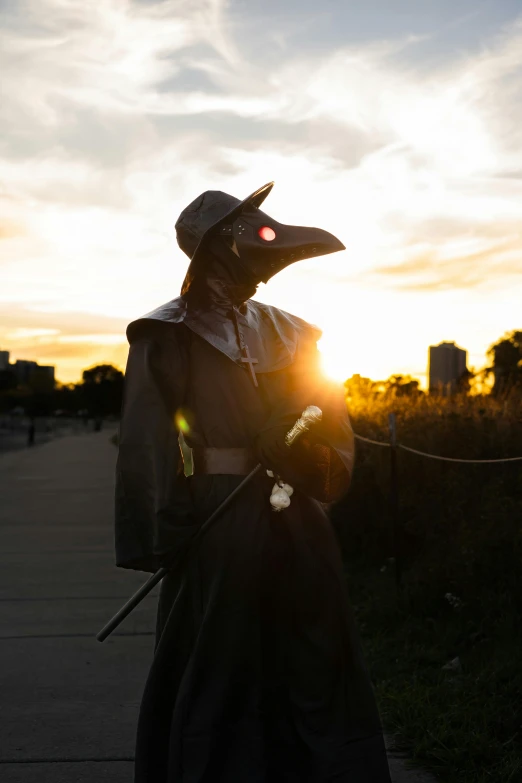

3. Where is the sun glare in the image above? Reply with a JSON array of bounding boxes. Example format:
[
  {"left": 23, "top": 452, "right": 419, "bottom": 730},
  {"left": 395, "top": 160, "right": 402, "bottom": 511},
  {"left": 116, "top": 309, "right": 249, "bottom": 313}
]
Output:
[{"left": 318, "top": 338, "right": 352, "bottom": 383}]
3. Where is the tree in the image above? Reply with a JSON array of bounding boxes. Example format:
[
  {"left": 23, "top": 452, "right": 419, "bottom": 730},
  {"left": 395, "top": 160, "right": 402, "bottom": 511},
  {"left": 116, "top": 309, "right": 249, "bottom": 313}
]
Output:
[
  {"left": 487, "top": 330, "right": 522, "bottom": 396},
  {"left": 455, "top": 368, "right": 474, "bottom": 396},
  {"left": 81, "top": 364, "right": 123, "bottom": 385},
  {"left": 344, "top": 374, "right": 377, "bottom": 399},
  {"left": 384, "top": 374, "right": 423, "bottom": 398},
  {"left": 78, "top": 364, "right": 124, "bottom": 416}
]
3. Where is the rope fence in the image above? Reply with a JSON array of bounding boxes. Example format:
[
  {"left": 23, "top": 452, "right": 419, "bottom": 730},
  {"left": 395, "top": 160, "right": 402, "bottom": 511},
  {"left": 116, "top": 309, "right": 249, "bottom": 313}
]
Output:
[
  {"left": 353, "top": 434, "right": 390, "bottom": 448},
  {"left": 354, "top": 432, "right": 522, "bottom": 463},
  {"left": 397, "top": 444, "right": 522, "bottom": 463},
  {"left": 351, "top": 413, "right": 522, "bottom": 592}
]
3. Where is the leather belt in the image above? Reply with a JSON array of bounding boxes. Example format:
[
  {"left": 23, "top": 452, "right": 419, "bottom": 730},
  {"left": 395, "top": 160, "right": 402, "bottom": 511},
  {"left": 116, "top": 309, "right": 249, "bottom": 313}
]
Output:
[{"left": 191, "top": 447, "right": 258, "bottom": 476}]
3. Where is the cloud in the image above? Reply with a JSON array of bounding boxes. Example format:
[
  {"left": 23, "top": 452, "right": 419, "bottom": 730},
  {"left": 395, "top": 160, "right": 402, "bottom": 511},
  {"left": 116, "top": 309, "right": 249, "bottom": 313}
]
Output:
[
  {"left": 6, "top": 338, "right": 130, "bottom": 383},
  {"left": 2, "top": 0, "right": 522, "bottom": 381},
  {"left": 9, "top": 340, "right": 124, "bottom": 363},
  {"left": 0, "top": 306, "right": 131, "bottom": 382},
  {"left": 0, "top": 305, "right": 128, "bottom": 337},
  {"left": 0, "top": 219, "right": 25, "bottom": 239},
  {"left": 367, "top": 235, "right": 522, "bottom": 291},
  {"left": 0, "top": 0, "right": 242, "bottom": 127}
]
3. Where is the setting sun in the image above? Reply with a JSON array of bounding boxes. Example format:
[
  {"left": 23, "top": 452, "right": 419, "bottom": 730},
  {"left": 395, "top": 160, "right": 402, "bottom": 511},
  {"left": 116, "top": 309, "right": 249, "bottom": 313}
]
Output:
[{"left": 318, "top": 338, "right": 352, "bottom": 383}]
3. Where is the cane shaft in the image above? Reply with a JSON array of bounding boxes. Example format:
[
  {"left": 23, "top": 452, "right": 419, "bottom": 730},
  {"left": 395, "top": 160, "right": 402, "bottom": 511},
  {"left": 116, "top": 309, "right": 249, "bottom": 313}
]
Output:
[
  {"left": 96, "top": 567, "right": 168, "bottom": 642},
  {"left": 96, "top": 463, "right": 263, "bottom": 642},
  {"left": 97, "top": 407, "right": 322, "bottom": 642}
]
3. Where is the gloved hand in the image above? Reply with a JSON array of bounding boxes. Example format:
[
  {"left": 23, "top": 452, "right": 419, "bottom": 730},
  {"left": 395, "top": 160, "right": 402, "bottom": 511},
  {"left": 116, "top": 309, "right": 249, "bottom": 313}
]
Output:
[
  {"left": 255, "top": 424, "right": 315, "bottom": 489},
  {"left": 255, "top": 424, "right": 290, "bottom": 471}
]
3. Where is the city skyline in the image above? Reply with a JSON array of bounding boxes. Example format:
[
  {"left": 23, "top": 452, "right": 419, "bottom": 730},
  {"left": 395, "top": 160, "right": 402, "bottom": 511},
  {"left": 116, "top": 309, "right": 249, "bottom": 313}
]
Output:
[
  {"left": 1, "top": 1, "right": 521, "bottom": 383},
  {"left": 0, "top": 337, "right": 475, "bottom": 390},
  {"left": 0, "top": 313, "right": 505, "bottom": 386}
]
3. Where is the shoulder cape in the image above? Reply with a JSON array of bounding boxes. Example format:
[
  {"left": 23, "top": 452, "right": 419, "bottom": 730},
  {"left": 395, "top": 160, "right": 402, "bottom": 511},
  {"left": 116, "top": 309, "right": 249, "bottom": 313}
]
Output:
[{"left": 126, "top": 296, "right": 322, "bottom": 374}]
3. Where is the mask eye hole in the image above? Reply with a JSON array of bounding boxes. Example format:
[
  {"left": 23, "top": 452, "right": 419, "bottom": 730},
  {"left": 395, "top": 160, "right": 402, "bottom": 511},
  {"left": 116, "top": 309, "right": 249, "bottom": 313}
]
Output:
[{"left": 258, "top": 226, "right": 276, "bottom": 241}]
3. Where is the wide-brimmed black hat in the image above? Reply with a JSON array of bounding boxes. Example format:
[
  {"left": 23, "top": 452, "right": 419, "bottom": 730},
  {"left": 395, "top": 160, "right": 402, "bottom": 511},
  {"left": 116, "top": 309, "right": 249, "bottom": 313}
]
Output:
[{"left": 176, "top": 182, "right": 274, "bottom": 294}]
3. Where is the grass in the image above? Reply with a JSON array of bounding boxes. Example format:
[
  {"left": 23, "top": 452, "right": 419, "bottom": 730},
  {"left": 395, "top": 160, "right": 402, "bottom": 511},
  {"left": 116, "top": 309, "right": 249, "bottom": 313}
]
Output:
[
  {"left": 347, "top": 570, "right": 522, "bottom": 782},
  {"left": 330, "top": 388, "right": 522, "bottom": 782}
]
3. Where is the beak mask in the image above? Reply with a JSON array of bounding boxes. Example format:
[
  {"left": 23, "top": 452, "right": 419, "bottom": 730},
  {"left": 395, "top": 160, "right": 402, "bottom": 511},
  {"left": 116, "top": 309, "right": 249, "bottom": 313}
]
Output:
[
  {"left": 176, "top": 182, "right": 345, "bottom": 298},
  {"left": 214, "top": 203, "right": 345, "bottom": 284}
]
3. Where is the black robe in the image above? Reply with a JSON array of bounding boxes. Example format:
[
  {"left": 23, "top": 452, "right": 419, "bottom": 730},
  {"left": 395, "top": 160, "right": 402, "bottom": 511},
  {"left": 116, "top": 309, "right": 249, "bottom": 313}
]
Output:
[{"left": 115, "top": 302, "right": 391, "bottom": 783}]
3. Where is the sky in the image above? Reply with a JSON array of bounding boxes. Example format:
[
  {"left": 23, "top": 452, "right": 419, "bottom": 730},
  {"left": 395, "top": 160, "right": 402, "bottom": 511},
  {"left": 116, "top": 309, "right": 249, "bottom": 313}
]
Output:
[{"left": 1, "top": 0, "right": 521, "bottom": 384}]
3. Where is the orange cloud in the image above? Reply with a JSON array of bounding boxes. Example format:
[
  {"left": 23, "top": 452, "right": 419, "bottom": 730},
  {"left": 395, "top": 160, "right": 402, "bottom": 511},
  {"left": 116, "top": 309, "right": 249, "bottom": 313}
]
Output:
[
  {"left": 365, "top": 237, "right": 522, "bottom": 291},
  {"left": 0, "top": 305, "right": 129, "bottom": 336},
  {"left": 8, "top": 340, "right": 129, "bottom": 383},
  {"left": 0, "top": 220, "right": 25, "bottom": 239},
  {"left": 0, "top": 306, "right": 130, "bottom": 382}
]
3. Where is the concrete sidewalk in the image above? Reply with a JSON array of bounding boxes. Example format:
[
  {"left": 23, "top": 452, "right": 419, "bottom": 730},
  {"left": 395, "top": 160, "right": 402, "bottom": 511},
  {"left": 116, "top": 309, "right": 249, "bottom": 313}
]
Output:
[{"left": 0, "top": 431, "right": 435, "bottom": 782}]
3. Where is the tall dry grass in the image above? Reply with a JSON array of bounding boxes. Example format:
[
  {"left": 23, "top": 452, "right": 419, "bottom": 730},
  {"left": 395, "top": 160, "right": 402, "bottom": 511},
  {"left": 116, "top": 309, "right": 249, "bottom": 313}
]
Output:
[
  {"left": 334, "top": 389, "right": 522, "bottom": 606},
  {"left": 331, "top": 389, "right": 522, "bottom": 781}
]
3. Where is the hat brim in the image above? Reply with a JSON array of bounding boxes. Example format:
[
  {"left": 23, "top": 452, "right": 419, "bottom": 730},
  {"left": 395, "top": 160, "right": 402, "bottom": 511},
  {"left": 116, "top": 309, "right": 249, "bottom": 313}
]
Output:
[{"left": 180, "top": 182, "right": 274, "bottom": 294}]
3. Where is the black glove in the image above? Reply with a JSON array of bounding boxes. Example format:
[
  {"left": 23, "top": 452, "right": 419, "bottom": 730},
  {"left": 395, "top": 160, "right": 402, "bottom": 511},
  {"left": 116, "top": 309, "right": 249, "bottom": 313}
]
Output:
[{"left": 255, "top": 424, "right": 317, "bottom": 489}]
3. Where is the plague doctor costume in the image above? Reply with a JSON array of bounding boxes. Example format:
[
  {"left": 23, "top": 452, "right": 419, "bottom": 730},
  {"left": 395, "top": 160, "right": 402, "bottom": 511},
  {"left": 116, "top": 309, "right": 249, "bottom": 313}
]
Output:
[{"left": 115, "top": 182, "right": 392, "bottom": 783}]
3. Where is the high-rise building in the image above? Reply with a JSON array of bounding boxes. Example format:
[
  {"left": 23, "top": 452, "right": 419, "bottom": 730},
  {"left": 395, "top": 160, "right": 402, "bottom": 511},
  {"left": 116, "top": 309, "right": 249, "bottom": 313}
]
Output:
[
  {"left": 0, "top": 350, "right": 10, "bottom": 370},
  {"left": 0, "top": 350, "right": 55, "bottom": 390},
  {"left": 12, "top": 359, "right": 55, "bottom": 389},
  {"left": 428, "top": 341, "right": 468, "bottom": 394},
  {"left": 12, "top": 360, "right": 39, "bottom": 385},
  {"left": 33, "top": 364, "right": 55, "bottom": 388}
]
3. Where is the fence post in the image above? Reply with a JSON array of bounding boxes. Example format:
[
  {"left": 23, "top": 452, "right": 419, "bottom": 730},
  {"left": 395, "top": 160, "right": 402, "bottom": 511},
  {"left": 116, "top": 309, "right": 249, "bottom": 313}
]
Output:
[{"left": 388, "top": 412, "right": 402, "bottom": 591}]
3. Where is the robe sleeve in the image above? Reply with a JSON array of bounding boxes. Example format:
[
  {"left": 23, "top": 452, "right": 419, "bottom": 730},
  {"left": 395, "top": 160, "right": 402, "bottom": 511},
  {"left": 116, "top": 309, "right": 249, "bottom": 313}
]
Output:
[
  {"left": 257, "top": 335, "right": 354, "bottom": 504},
  {"left": 114, "top": 323, "right": 196, "bottom": 572}
]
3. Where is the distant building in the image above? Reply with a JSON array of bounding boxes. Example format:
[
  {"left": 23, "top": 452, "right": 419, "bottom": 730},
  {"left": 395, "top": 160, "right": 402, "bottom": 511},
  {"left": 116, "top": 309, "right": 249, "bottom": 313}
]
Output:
[
  {"left": 0, "top": 351, "right": 54, "bottom": 391},
  {"left": 12, "top": 359, "right": 38, "bottom": 385},
  {"left": 428, "top": 342, "right": 468, "bottom": 394},
  {"left": 38, "top": 365, "right": 55, "bottom": 383},
  {"left": 13, "top": 360, "right": 55, "bottom": 390},
  {"left": 33, "top": 364, "right": 56, "bottom": 389},
  {"left": 0, "top": 353, "right": 55, "bottom": 390}
]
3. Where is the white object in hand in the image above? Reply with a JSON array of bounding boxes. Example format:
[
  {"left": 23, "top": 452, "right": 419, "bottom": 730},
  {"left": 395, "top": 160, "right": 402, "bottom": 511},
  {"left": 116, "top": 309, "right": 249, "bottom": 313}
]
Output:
[
  {"left": 285, "top": 405, "right": 323, "bottom": 446},
  {"left": 277, "top": 482, "right": 293, "bottom": 497},
  {"left": 268, "top": 404, "right": 322, "bottom": 511},
  {"left": 270, "top": 486, "right": 292, "bottom": 511}
]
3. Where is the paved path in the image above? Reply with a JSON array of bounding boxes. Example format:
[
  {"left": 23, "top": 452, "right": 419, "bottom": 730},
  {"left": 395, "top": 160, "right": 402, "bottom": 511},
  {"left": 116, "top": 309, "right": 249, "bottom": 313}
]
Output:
[{"left": 0, "top": 431, "right": 436, "bottom": 782}]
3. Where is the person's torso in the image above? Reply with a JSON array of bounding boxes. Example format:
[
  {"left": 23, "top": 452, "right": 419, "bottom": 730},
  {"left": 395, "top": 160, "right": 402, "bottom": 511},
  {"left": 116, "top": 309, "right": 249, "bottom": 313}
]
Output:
[{"left": 183, "top": 328, "right": 282, "bottom": 450}]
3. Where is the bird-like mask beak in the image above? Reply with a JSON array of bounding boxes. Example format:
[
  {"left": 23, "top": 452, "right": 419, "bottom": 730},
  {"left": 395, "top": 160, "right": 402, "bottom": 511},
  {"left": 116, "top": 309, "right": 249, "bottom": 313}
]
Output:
[{"left": 216, "top": 204, "right": 345, "bottom": 283}]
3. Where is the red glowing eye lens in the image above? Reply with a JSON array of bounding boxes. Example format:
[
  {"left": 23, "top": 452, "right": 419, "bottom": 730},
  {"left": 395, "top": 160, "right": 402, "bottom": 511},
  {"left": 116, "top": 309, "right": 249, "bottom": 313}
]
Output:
[{"left": 258, "top": 226, "right": 276, "bottom": 241}]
